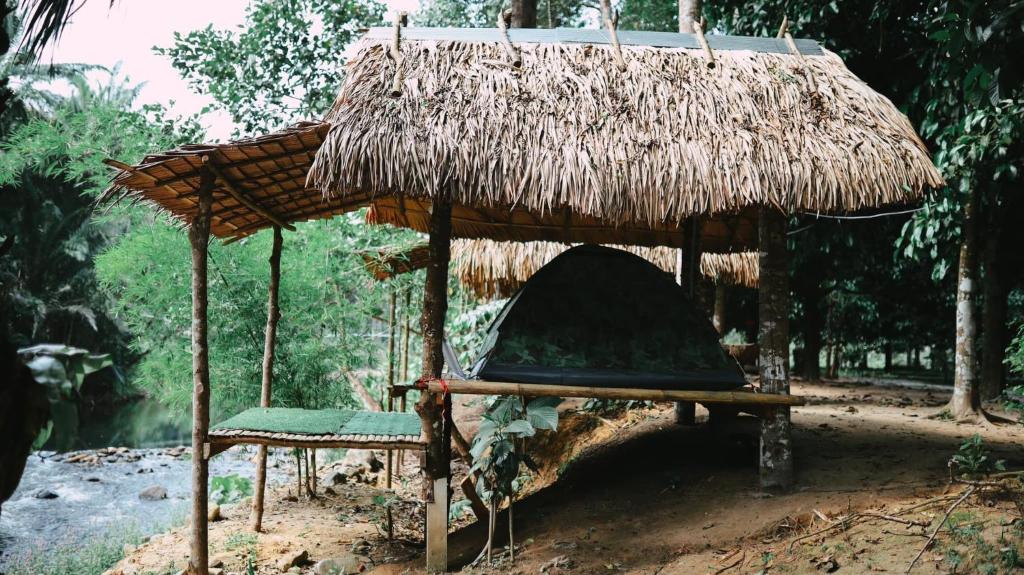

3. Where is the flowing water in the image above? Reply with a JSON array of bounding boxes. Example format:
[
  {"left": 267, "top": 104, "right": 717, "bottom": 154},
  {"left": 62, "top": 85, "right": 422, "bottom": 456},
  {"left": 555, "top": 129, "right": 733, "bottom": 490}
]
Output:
[{"left": 0, "top": 399, "right": 292, "bottom": 566}]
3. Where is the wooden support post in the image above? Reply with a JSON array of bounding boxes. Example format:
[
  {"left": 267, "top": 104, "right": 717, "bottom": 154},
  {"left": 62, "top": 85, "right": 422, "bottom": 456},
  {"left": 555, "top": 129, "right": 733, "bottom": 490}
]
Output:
[
  {"left": 675, "top": 217, "right": 702, "bottom": 425},
  {"left": 758, "top": 207, "right": 794, "bottom": 489},
  {"left": 397, "top": 289, "right": 412, "bottom": 476},
  {"left": 251, "top": 225, "right": 282, "bottom": 533},
  {"left": 187, "top": 168, "right": 215, "bottom": 575},
  {"left": 417, "top": 200, "right": 453, "bottom": 573},
  {"left": 310, "top": 449, "right": 317, "bottom": 496},
  {"left": 386, "top": 292, "right": 396, "bottom": 490},
  {"left": 712, "top": 283, "right": 727, "bottom": 335}
]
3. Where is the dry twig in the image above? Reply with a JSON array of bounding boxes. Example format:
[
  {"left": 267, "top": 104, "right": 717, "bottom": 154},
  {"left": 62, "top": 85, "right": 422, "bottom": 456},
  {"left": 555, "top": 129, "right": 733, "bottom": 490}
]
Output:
[{"left": 905, "top": 486, "right": 976, "bottom": 574}]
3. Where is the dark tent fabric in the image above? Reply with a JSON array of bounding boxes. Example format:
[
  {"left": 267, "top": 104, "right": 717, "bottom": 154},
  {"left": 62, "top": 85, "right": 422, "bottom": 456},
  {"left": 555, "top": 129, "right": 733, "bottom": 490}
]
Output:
[{"left": 468, "top": 245, "right": 747, "bottom": 391}]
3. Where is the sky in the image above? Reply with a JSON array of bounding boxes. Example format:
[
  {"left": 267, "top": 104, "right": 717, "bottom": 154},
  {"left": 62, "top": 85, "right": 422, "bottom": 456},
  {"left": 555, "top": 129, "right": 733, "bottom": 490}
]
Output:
[{"left": 44, "top": 0, "right": 421, "bottom": 140}]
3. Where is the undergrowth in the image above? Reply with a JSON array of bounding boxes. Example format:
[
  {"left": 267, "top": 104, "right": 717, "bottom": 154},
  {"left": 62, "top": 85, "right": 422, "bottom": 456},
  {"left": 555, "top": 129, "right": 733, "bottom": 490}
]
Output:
[{"left": 2, "top": 524, "right": 145, "bottom": 575}]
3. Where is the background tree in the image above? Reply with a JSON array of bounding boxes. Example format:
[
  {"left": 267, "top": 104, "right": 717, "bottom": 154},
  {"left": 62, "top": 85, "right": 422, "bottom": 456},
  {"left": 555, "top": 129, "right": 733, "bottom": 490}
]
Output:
[{"left": 156, "top": 0, "right": 387, "bottom": 137}]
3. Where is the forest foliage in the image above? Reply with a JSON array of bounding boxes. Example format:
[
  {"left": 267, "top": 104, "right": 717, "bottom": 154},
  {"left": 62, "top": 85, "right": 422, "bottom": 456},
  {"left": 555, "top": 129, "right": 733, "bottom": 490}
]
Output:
[{"left": 1, "top": 0, "right": 1023, "bottom": 423}]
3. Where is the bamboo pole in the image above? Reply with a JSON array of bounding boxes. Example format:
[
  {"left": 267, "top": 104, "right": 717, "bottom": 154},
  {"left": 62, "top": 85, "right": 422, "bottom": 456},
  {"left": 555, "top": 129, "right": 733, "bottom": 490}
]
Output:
[
  {"left": 386, "top": 290, "right": 397, "bottom": 490},
  {"left": 496, "top": 9, "right": 522, "bottom": 68},
  {"left": 397, "top": 288, "right": 412, "bottom": 477},
  {"left": 388, "top": 12, "right": 408, "bottom": 97},
  {"left": 758, "top": 207, "right": 794, "bottom": 489},
  {"left": 692, "top": 20, "right": 716, "bottom": 68},
  {"left": 420, "top": 380, "right": 805, "bottom": 406},
  {"left": 599, "top": 0, "right": 627, "bottom": 71},
  {"left": 187, "top": 167, "right": 215, "bottom": 575},
  {"left": 251, "top": 225, "right": 282, "bottom": 533},
  {"left": 295, "top": 449, "right": 303, "bottom": 498},
  {"left": 310, "top": 449, "right": 317, "bottom": 496},
  {"left": 418, "top": 200, "right": 453, "bottom": 573}
]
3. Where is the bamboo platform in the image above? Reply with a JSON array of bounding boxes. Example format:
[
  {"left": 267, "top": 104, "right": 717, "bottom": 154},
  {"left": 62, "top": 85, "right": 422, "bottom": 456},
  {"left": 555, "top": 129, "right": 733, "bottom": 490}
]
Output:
[
  {"left": 206, "top": 407, "right": 426, "bottom": 456},
  {"left": 208, "top": 428, "right": 425, "bottom": 451},
  {"left": 420, "top": 379, "right": 805, "bottom": 406}
]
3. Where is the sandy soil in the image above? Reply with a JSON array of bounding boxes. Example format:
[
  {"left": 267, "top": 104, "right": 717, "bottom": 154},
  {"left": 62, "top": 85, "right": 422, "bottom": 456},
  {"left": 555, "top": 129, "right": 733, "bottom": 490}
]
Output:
[{"left": 112, "top": 378, "right": 1024, "bottom": 575}]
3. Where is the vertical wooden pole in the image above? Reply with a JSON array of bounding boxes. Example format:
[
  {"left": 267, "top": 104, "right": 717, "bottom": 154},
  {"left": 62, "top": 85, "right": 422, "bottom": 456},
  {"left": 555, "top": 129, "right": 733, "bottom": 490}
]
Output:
[
  {"left": 310, "top": 449, "right": 317, "bottom": 496},
  {"left": 401, "top": 288, "right": 412, "bottom": 385},
  {"left": 397, "top": 288, "right": 412, "bottom": 475},
  {"left": 417, "top": 200, "right": 452, "bottom": 573},
  {"left": 187, "top": 167, "right": 214, "bottom": 575},
  {"left": 758, "top": 207, "right": 794, "bottom": 489},
  {"left": 675, "top": 217, "right": 701, "bottom": 425},
  {"left": 712, "top": 283, "right": 727, "bottom": 334},
  {"left": 251, "top": 225, "right": 282, "bottom": 533},
  {"left": 386, "top": 290, "right": 397, "bottom": 490}
]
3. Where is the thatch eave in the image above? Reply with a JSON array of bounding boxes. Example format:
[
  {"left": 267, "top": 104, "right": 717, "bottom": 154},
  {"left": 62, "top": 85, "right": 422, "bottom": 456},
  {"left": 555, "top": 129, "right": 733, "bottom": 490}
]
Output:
[{"left": 309, "top": 27, "right": 943, "bottom": 247}]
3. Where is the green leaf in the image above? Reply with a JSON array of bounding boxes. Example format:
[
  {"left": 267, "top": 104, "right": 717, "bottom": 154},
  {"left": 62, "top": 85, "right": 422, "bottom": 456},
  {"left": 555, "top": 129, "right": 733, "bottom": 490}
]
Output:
[
  {"left": 503, "top": 419, "right": 535, "bottom": 437},
  {"left": 526, "top": 405, "right": 559, "bottom": 431}
]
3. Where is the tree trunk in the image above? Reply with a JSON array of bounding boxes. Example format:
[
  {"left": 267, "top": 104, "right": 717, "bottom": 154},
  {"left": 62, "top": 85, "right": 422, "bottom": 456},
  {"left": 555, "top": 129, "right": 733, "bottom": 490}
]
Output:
[
  {"left": 251, "top": 226, "right": 282, "bottom": 533},
  {"left": 679, "top": 0, "right": 701, "bottom": 33},
  {"left": 980, "top": 214, "right": 1009, "bottom": 401},
  {"left": 883, "top": 343, "right": 893, "bottom": 372},
  {"left": 712, "top": 284, "right": 726, "bottom": 334},
  {"left": 799, "top": 285, "right": 824, "bottom": 382},
  {"left": 187, "top": 170, "right": 214, "bottom": 575},
  {"left": 758, "top": 208, "right": 793, "bottom": 489},
  {"left": 511, "top": 0, "right": 537, "bottom": 28},
  {"left": 418, "top": 200, "right": 452, "bottom": 573},
  {"left": 950, "top": 188, "right": 983, "bottom": 420},
  {"left": 344, "top": 373, "right": 383, "bottom": 412}
]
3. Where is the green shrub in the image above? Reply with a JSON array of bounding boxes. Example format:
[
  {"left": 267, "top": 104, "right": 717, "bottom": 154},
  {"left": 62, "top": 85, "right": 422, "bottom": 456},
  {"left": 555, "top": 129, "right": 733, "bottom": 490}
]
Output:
[
  {"left": 210, "top": 473, "right": 253, "bottom": 505},
  {"left": 949, "top": 435, "right": 1006, "bottom": 476}
]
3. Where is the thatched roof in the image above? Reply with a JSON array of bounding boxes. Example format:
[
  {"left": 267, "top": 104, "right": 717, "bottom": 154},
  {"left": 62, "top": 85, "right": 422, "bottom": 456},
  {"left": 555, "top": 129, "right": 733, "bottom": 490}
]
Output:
[
  {"left": 101, "top": 122, "right": 353, "bottom": 241},
  {"left": 452, "top": 240, "right": 759, "bottom": 298},
  {"left": 360, "top": 238, "right": 758, "bottom": 297},
  {"left": 105, "top": 28, "right": 942, "bottom": 249},
  {"left": 360, "top": 244, "right": 431, "bottom": 281},
  {"left": 700, "top": 252, "right": 759, "bottom": 289},
  {"left": 309, "top": 27, "right": 943, "bottom": 248}
]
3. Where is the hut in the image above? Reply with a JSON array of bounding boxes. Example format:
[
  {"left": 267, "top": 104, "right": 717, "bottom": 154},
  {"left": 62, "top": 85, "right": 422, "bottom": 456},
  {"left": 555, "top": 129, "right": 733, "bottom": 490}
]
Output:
[{"left": 105, "top": 23, "right": 942, "bottom": 574}]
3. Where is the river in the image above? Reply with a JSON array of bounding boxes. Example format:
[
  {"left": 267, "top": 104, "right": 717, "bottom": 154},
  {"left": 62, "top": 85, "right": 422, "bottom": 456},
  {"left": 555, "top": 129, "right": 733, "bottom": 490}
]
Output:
[{"left": 0, "top": 399, "right": 293, "bottom": 567}]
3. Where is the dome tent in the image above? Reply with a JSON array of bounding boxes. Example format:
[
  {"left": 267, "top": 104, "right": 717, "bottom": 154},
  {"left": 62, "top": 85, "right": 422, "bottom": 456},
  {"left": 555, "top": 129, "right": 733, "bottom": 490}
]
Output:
[{"left": 468, "top": 245, "right": 746, "bottom": 391}]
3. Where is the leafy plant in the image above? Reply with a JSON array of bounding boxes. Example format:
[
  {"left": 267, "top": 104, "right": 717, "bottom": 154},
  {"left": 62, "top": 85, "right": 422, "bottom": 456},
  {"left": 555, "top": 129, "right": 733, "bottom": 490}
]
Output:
[
  {"left": 210, "top": 474, "right": 253, "bottom": 505},
  {"left": 949, "top": 435, "right": 1006, "bottom": 477},
  {"left": 16, "top": 344, "right": 111, "bottom": 448},
  {"left": 224, "top": 531, "right": 257, "bottom": 552},
  {"left": 373, "top": 492, "right": 399, "bottom": 540},
  {"left": 1003, "top": 384, "right": 1024, "bottom": 421},
  {"left": 470, "top": 395, "right": 561, "bottom": 563}
]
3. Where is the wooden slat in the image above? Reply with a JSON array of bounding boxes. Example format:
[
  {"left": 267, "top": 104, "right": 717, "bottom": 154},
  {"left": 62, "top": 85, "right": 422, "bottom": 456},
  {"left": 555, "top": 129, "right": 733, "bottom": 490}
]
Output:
[
  {"left": 421, "top": 380, "right": 806, "bottom": 406},
  {"left": 204, "top": 159, "right": 296, "bottom": 231}
]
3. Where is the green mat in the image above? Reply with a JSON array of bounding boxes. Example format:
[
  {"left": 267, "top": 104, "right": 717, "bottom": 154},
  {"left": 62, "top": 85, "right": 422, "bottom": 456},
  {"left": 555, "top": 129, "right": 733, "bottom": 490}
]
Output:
[{"left": 213, "top": 407, "right": 421, "bottom": 437}]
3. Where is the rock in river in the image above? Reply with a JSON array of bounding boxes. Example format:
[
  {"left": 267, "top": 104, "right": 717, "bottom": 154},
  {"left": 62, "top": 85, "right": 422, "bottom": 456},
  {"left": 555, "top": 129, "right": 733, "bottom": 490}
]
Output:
[
  {"left": 33, "top": 489, "right": 59, "bottom": 499},
  {"left": 138, "top": 485, "right": 168, "bottom": 501}
]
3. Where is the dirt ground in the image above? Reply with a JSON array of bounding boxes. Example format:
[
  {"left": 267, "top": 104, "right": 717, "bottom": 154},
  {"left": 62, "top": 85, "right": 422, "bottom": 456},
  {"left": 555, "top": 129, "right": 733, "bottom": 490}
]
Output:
[{"left": 112, "top": 378, "right": 1024, "bottom": 575}]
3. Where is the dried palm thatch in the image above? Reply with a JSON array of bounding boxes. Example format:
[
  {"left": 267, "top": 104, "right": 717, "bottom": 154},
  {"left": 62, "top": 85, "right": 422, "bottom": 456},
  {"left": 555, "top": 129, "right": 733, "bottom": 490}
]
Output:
[
  {"left": 451, "top": 240, "right": 758, "bottom": 298},
  {"left": 360, "top": 244, "right": 431, "bottom": 281},
  {"left": 310, "top": 28, "right": 943, "bottom": 249},
  {"left": 700, "top": 252, "right": 759, "bottom": 288},
  {"left": 101, "top": 122, "right": 359, "bottom": 241}
]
